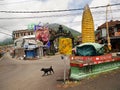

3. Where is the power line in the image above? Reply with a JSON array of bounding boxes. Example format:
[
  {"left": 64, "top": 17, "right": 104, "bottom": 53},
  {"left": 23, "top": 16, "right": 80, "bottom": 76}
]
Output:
[
  {"left": 0, "top": 31, "right": 12, "bottom": 36},
  {"left": 0, "top": 3, "right": 119, "bottom": 20},
  {"left": 0, "top": 8, "right": 120, "bottom": 20},
  {"left": 0, "top": 3, "right": 119, "bottom": 36},
  {"left": 0, "top": 17, "right": 119, "bottom": 35},
  {"left": 0, "top": 13, "right": 82, "bottom": 19},
  {"left": 0, "top": 26, "right": 13, "bottom": 32},
  {"left": 0, "top": 27, "right": 12, "bottom": 36},
  {"left": 0, "top": 3, "right": 120, "bottom": 13}
]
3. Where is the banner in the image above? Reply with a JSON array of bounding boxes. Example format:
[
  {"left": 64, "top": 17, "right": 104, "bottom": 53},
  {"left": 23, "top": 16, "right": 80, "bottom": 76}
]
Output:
[
  {"left": 59, "top": 38, "right": 72, "bottom": 55},
  {"left": 35, "top": 27, "right": 49, "bottom": 42}
]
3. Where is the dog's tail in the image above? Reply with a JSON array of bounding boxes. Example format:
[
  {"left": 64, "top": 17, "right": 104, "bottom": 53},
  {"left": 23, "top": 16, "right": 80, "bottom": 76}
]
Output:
[{"left": 50, "top": 66, "right": 52, "bottom": 68}]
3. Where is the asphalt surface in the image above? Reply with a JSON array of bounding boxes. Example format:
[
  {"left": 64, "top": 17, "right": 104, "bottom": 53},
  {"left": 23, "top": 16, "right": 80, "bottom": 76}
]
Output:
[{"left": 0, "top": 53, "right": 120, "bottom": 90}]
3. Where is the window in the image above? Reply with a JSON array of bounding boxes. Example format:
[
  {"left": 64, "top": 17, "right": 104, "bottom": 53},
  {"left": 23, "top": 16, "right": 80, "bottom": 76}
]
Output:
[{"left": 102, "top": 28, "right": 106, "bottom": 37}]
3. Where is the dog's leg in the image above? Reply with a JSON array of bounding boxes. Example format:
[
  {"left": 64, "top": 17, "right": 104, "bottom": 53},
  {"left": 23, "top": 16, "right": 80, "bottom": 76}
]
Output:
[
  {"left": 52, "top": 70, "right": 54, "bottom": 74},
  {"left": 43, "top": 71, "right": 47, "bottom": 76},
  {"left": 42, "top": 73, "right": 45, "bottom": 76},
  {"left": 42, "top": 72, "right": 46, "bottom": 76},
  {"left": 50, "top": 71, "right": 52, "bottom": 74},
  {"left": 47, "top": 72, "right": 48, "bottom": 75}
]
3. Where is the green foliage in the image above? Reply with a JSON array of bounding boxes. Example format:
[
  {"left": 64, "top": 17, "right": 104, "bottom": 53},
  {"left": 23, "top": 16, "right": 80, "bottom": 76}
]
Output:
[{"left": 0, "top": 38, "right": 13, "bottom": 46}]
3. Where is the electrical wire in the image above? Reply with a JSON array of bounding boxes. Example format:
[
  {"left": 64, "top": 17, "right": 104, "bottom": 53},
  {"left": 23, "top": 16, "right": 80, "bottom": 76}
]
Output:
[
  {"left": 0, "top": 3, "right": 120, "bottom": 37},
  {"left": 0, "top": 3, "right": 120, "bottom": 13},
  {"left": 0, "top": 31, "right": 12, "bottom": 36},
  {"left": 0, "top": 9, "right": 119, "bottom": 20},
  {"left": 0, "top": 3, "right": 119, "bottom": 20}
]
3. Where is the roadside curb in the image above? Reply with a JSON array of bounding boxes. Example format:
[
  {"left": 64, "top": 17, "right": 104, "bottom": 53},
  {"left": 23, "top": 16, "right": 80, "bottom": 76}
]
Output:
[{"left": 8, "top": 52, "right": 61, "bottom": 61}]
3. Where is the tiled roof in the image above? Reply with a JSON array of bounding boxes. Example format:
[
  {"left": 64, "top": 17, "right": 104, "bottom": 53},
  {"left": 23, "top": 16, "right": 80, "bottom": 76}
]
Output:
[{"left": 97, "top": 20, "right": 120, "bottom": 30}]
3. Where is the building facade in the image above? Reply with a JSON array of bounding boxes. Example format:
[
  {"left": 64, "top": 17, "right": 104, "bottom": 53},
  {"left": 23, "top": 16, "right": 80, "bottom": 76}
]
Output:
[
  {"left": 12, "top": 29, "right": 34, "bottom": 40},
  {"left": 12, "top": 29, "right": 44, "bottom": 60},
  {"left": 96, "top": 20, "right": 120, "bottom": 51}
]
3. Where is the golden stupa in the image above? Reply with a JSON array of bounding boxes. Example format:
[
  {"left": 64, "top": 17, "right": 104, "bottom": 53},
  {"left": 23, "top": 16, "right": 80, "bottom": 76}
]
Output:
[{"left": 82, "top": 4, "right": 95, "bottom": 43}]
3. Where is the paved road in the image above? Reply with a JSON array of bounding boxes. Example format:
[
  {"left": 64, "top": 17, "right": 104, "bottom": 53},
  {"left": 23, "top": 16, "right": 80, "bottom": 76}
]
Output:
[
  {"left": 0, "top": 53, "right": 71, "bottom": 90},
  {"left": 0, "top": 53, "right": 120, "bottom": 90}
]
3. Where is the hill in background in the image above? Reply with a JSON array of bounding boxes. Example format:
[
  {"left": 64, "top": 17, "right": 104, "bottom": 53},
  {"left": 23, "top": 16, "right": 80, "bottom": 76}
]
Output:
[
  {"left": 0, "top": 23, "right": 80, "bottom": 46},
  {"left": 0, "top": 38, "right": 13, "bottom": 46},
  {"left": 47, "top": 23, "right": 80, "bottom": 37}
]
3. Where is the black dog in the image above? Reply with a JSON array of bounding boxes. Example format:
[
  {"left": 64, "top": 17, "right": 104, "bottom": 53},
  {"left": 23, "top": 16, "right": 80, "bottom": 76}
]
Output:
[{"left": 41, "top": 66, "right": 54, "bottom": 76}]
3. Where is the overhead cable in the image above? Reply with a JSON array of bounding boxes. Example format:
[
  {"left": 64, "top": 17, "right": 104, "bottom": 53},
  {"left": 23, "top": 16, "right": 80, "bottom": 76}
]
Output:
[
  {"left": 0, "top": 9, "right": 120, "bottom": 20},
  {"left": 0, "top": 3, "right": 120, "bottom": 13},
  {"left": 0, "top": 31, "right": 12, "bottom": 36}
]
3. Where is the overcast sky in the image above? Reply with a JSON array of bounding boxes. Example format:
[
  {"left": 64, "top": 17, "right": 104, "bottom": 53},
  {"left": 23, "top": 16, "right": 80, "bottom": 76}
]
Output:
[{"left": 0, "top": 0, "right": 119, "bottom": 41}]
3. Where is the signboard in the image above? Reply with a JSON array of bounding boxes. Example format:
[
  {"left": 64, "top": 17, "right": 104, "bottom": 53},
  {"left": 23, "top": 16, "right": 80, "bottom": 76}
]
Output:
[
  {"left": 28, "top": 23, "right": 36, "bottom": 30},
  {"left": 59, "top": 38, "right": 72, "bottom": 55},
  {"left": 28, "top": 22, "right": 43, "bottom": 30}
]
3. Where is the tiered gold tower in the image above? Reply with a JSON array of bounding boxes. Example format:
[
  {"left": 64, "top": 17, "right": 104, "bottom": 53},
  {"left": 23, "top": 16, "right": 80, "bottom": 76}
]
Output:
[{"left": 82, "top": 4, "right": 95, "bottom": 43}]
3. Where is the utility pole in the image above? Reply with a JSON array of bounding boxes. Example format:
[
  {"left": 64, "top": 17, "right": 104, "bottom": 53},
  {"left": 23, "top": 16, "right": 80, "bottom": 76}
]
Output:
[{"left": 106, "top": 4, "right": 112, "bottom": 51}]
